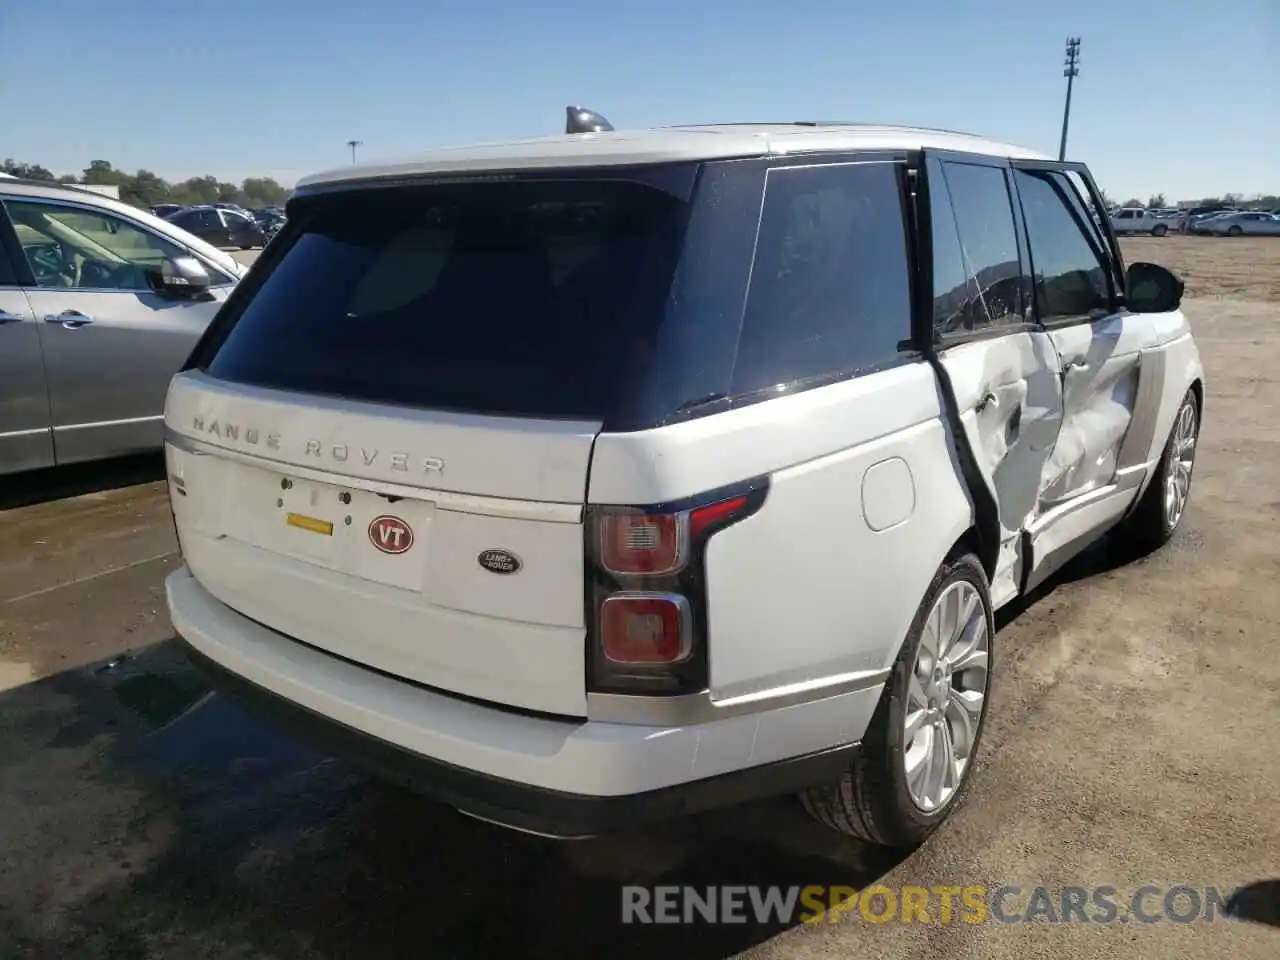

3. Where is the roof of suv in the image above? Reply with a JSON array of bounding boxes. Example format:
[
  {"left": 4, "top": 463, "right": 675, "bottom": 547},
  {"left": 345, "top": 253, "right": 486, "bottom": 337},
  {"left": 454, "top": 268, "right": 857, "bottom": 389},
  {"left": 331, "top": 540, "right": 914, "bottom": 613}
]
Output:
[{"left": 297, "top": 122, "right": 1052, "bottom": 189}]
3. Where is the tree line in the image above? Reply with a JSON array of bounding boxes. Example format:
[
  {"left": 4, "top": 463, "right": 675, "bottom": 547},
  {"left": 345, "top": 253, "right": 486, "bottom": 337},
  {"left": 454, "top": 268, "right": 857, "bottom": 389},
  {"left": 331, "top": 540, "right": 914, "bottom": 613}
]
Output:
[
  {"left": 2, "top": 158, "right": 290, "bottom": 210},
  {"left": 1104, "top": 190, "right": 1279, "bottom": 210}
]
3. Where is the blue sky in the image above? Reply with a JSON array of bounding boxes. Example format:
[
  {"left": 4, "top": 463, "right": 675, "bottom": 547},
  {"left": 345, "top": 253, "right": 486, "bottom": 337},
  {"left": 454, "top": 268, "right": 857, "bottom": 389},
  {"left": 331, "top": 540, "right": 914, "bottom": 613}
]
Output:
[{"left": 2, "top": 0, "right": 1275, "bottom": 200}]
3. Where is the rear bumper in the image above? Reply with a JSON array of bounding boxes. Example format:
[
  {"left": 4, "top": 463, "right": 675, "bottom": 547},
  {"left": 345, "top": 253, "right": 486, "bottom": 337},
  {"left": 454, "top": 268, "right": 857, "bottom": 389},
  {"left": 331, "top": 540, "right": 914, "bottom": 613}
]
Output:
[{"left": 166, "top": 567, "right": 876, "bottom": 837}]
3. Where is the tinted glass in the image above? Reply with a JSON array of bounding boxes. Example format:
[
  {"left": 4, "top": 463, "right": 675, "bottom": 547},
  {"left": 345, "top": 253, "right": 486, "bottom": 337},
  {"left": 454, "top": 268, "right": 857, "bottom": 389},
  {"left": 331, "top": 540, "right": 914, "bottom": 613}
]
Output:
[
  {"left": 205, "top": 177, "right": 691, "bottom": 423},
  {"left": 928, "top": 164, "right": 982, "bottom": 336},
  {"left": 1013, "top": 169, "right": 1111, "bottom": 322},
  {"left": 0, "top": 243, "right": 16, "bottom": 286},
  {"left": 730, "top": 162, "right": 913, "bottom": 396},
  {"left": 941, "top": 161, "right": 1024, "bottom": 329}
]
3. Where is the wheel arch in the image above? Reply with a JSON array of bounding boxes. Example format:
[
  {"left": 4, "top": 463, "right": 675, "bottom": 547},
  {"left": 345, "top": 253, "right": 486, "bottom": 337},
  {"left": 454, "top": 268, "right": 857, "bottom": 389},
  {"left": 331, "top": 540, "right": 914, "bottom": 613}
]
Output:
[
  {"left": 1188, "top": 376, "right": 1204, "bottom": 416},
  {"left": 945, "top": 526, "right": 996, "bottom": 580}
]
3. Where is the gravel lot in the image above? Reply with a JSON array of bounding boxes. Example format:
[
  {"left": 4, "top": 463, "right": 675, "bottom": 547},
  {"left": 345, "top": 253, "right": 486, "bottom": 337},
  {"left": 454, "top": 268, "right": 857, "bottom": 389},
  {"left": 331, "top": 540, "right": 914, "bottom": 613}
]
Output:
[{"left": 0, "top": 238, "right": 1276, "bottom": 958}]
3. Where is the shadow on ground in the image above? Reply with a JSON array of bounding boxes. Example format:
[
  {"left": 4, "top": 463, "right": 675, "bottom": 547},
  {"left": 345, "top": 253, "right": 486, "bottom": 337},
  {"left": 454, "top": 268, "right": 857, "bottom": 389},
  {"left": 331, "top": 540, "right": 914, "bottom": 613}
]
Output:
[
  {"left": 0, "top": 477, "right": 1204, "bottom": 958},
  {"left": 0, "top": 453, "right": 165, "bottom": 510},
  {"left": 0, "top": 641, "right": 905, "bottom": 959},
  {"left": 1226, "top": 880, "right": 1280, "bottom": 928}
]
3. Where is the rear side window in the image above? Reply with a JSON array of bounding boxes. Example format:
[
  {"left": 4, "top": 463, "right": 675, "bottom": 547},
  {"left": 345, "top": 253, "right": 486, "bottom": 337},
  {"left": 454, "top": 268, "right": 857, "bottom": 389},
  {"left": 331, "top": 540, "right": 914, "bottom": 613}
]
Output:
[
  {"left": 730, "top": 162, "right": 913, "bottom": 396},
  {"left": 928, "top": 165, "right": 982, "bottom": 336},
  {"left": 1012, "top": 169, "right": 1112, "bottom": 322},
  {"left": 204, "top": 176, "right": 693, "bottom": 424},
  {"left": 939, "top": 161, "right": 1025, "bottom": 331}
]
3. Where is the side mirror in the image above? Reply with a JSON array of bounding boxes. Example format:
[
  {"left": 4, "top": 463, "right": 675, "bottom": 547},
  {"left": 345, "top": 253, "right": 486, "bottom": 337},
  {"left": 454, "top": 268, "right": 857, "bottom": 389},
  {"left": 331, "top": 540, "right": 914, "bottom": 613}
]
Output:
[
  {"left": 1126, "top": 261, "right": 1183, "bottom": 313},
  {"left": 148, "top": 256, "right": 211, "bottom": 299}
]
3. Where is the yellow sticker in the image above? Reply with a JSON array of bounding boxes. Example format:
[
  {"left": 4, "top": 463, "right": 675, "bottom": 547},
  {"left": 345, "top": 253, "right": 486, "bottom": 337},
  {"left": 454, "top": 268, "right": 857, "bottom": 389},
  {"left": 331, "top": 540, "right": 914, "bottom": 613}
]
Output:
[{"left": 286, "top": 512, "right": 334, "bottom": 536}]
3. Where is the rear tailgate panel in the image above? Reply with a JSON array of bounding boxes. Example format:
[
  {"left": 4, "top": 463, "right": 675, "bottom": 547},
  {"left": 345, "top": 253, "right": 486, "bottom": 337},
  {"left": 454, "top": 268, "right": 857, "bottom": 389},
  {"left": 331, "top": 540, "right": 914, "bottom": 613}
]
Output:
[
  {"left": 167, "top": 371, "right": 597, "bottom": 504},
  {"left": 166, "top": 372, "right": 598, "bottom": 716}
]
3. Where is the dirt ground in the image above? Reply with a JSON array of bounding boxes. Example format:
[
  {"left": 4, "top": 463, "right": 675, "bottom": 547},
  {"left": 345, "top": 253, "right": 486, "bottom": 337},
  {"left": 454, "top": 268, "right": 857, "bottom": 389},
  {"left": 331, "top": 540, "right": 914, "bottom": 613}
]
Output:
[
  {"left": 1123, "top": 235, "right": 1280, "bottom": 302},
  {"left": 0, "top": 240, "right": 1276, "bottom": 959}
]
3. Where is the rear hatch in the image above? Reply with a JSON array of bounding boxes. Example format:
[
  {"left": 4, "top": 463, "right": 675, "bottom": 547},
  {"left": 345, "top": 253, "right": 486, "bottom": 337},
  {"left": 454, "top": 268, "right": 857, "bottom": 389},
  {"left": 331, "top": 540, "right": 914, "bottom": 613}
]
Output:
[{"left": 165, "top": 170, "right": 701, "bottom": 717}]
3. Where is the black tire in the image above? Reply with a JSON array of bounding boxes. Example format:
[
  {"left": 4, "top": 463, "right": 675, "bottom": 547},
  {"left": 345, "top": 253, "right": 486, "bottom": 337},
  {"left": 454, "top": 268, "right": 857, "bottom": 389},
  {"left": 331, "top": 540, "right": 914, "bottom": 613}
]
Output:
[
  {"left": 1227, "top": 225, "right": 1243, "bottom": 237},
  {"left": 800, "top": 552, "right": 994, "bottom": 848},
  {"left": 1151, "top": 223, "right": 1168, "bottom": 237},
  {"left": 1116, "top": 388, "right": 1199, "bottom": 554}
]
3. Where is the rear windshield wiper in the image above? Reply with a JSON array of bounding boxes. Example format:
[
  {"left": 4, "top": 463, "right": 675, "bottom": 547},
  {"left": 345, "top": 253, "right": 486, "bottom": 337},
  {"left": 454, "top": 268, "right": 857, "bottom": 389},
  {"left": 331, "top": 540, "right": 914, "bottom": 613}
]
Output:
[{"left": 673, "top": 392, "right": 728, "bottom": 415}]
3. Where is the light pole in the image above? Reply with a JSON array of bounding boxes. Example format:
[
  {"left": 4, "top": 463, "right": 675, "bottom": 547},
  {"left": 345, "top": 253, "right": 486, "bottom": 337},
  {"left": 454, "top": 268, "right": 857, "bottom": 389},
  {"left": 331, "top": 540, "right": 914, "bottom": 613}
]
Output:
[
  {"left": 347, "top": 139, "right": 364, "bottom": 164},
  {"left": 1058, "top": 38, "right": 1081, "bottom": 162}
]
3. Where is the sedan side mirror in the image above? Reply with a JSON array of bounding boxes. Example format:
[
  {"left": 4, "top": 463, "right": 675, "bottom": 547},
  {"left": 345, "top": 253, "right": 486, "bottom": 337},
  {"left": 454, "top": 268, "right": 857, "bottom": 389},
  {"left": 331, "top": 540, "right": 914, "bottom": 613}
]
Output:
[
  {"left": 1126, "top": 261, "right": 1184, "bottom": 313},
  {"left": 148, "top": 256, "right": 212, "bottom": 300}
]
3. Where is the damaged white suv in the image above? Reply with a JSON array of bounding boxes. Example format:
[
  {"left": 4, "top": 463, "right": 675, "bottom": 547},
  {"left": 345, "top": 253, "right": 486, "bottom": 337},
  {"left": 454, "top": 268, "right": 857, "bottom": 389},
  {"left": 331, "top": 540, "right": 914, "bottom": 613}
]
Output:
[{"left": 164, "top": 108, "right": 1203, "bottom": 847}]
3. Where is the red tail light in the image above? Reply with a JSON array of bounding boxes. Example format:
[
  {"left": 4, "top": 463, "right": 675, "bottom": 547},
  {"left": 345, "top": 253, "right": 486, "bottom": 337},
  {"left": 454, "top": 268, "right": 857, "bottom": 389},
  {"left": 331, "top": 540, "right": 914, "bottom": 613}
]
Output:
[
  {"left": 585, "top": 481, "right": 768, "bottom": 696},
  {"left": 690, "top": 496, "right": 747, "bottom": 537},
  {"left": 601, "top": 593, "right": 692, "bottom": 664},
  {"left": 598, "top": 512, "right": 687, "bottom": 574}
]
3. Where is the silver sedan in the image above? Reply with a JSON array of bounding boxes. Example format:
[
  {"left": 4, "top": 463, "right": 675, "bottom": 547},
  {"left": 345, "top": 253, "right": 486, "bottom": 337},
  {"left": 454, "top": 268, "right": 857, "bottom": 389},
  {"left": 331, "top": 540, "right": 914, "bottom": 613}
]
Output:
[
  {"left": 1, "top": 180, "right": 247, "bottom": 475},
  {"left": 1198, "top": 212, "right": 1280, "bottom": 236}
]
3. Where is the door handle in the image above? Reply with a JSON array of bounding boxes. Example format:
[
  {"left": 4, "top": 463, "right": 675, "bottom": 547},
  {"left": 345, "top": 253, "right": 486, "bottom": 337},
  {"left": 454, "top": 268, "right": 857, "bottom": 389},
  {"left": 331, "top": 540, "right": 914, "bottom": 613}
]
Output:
[
  {"left": 44, "top": 310, "right": 94, "bottom": 329},
  {"left": 975, "top": 391, "right": 999, "bottom": 413},
  {"left": 0, "top": 310, "right": 25, "bottom": 325}
]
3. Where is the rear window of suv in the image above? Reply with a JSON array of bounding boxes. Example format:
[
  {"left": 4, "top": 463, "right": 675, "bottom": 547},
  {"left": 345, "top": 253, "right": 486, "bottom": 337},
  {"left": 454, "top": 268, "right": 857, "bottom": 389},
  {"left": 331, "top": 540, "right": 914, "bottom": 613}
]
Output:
[
  {"left": 200, "top": 158, "right": 919, "bottom": 430},
  {"left": 203, "top": 175, "right": 694, "bottom": 424}
]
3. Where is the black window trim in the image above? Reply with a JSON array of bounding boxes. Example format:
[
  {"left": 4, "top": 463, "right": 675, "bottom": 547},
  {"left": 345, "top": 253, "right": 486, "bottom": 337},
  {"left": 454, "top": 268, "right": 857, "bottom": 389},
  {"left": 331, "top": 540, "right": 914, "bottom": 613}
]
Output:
[
  {"left": 719, "top": 150, "right": 925, "bottom": 412},
  {"left": 0, "top": 198, "right": 34, "bottom": 288},
  {"left": 916, "top": 149, "right": 1039, "bottom": 349}
]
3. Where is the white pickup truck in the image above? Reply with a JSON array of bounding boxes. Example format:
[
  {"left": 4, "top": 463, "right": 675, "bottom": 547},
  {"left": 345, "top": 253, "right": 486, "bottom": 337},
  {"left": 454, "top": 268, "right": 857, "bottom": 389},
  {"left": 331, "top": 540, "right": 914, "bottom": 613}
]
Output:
[{"left": 1109, "top": 207, "right": 1172, "bottom": 236}]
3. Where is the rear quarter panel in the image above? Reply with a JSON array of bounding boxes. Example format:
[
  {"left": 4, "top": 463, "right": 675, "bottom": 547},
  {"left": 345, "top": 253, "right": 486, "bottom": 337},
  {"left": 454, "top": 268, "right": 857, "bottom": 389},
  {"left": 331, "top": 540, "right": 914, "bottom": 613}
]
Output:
[{"left": 589, "top": 361, "right": 976, "bottom": 702}]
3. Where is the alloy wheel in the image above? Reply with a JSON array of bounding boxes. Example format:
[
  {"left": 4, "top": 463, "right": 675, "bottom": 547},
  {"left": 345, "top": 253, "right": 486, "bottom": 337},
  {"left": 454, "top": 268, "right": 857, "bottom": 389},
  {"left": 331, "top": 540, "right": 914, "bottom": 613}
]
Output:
[
  {"left": 903, "top": 580, "right": 990, "bottom": 812},
  {"left": 1164, "top": 399, "right": 1198, "bottom": 530}
]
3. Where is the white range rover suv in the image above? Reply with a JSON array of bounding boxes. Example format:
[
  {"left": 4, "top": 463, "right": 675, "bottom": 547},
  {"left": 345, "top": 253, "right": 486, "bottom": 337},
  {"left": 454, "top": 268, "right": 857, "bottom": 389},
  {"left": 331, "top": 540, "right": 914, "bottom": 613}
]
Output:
[{"left": 163, "top": 110, "right": 1204, "bottom": 848}]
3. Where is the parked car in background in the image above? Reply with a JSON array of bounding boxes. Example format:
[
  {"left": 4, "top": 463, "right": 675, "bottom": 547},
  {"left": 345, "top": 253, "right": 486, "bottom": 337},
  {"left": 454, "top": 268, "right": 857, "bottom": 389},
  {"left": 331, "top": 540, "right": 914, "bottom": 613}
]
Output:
[
  {"left": 1178, "top": 205, "right": 1234, "bottom": 233},
  {"left": 212, "top": 201, "right": 256, "bottom": 220},
  {"left": 162, "top": 112, "right": 1204, "bottom": 848},
  {"left": 1196, "top": 211, "right": 1280, "bottom": 236},
  {"left": 166, "top": 205, "right": 267, "bottom": 249},
  {"left": 251, "top": 207, "right": 287, "bottom": 239},
  {"left": 0, "top": 178, "right": 246, "bottom": 474},
  {"left": 151, "top": 203, "right": 186, "bottom": 219},
  {"left": 1109, "top": 207, "right": 1171, "bottom": 236},
  {"left": 1188, "top": 211, "right": 1242, "bottom": 235}
]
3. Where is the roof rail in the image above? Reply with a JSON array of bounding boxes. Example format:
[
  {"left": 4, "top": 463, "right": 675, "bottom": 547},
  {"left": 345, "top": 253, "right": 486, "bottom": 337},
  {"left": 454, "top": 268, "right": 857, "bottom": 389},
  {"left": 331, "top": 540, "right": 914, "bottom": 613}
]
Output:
[{"left": 565, "top": 106, "right": 614, "bottom": 134}]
